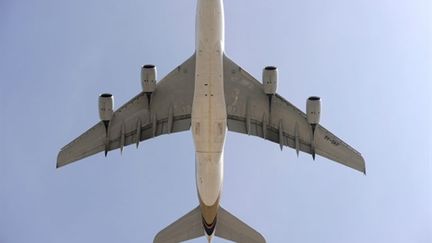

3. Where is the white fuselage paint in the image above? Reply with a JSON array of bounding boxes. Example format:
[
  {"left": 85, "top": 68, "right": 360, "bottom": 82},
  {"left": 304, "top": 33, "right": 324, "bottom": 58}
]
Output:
[{"left": 192, "top": 0, "right": 226, "bottom": 209}]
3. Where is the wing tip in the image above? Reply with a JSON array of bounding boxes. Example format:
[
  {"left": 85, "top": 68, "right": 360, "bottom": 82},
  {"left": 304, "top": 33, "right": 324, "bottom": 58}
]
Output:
[
  {"left": 361, "top": 165, "right": 367, "bottom": 175},
  {"left": 56, "top": 162, "right": 63, "bottom": 169},
  {"left": 56, "top": 153, "right": 63, "bottom": 169},
  {"left": 56, "top": 150, "right": 68, "bottom": 169},
  {"left": 358, "top": 154, "right": 366, "bottom": 175}
]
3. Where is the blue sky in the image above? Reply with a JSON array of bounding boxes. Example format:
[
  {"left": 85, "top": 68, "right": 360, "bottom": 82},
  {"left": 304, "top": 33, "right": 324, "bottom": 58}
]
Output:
[{"left": 0, "top": 0, "right": 431, "bottom": 242}]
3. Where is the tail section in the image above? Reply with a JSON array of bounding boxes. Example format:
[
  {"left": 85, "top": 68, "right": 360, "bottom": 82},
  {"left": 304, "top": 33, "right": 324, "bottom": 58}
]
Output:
[
  {"left": 153, "top": 206, "right": 266, "bottom": 243},
  {"left": 216, "top": 207, "right": 266, "bottom": 243},
  {"left": 153, "top": 206, "right": 204, "bottom": 243}
]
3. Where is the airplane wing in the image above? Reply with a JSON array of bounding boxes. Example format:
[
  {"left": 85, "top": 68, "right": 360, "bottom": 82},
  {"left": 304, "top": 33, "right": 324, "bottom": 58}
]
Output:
[
  {"left": 57, "top": 54, "right": 196, "bottom": 168},
  {"left": 223, "top": 55, "right": 366, "bottom": 173}
]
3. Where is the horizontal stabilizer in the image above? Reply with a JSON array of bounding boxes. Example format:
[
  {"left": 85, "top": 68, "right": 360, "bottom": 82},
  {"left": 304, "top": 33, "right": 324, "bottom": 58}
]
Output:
[
  {"left": 153, "top": 206, "right": 204, "bottom": 243},
  {"left": 216, "top": 207, "right": 266, "bottom": 243}
]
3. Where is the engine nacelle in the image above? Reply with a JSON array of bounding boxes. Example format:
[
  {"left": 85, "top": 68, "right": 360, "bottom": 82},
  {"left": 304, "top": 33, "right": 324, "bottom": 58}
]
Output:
[
  {"left": 141, "top": 64, "right": 157, "bottom": 93},
  {"left": 262, "top": 66, "right": 278, "bottom": 95},
  {"left": 99, "top": 93, "right": 114, "bottom": 122},
  {"left": 306, "top": 96, "right": 321, "bottom": 125}
]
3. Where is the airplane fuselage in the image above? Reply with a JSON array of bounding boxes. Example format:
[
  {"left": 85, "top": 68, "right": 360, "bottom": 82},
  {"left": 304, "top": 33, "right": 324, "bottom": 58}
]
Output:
[{"left": 191, "top": 0, "right": 226, "bottom": 238}]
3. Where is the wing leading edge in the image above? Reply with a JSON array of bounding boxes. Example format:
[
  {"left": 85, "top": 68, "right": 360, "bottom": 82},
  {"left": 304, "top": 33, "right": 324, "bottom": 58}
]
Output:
[
  {"left": 57, "top": 54, "right": 196, "bottom": 168},
  {"left": 223, "top": 55, "right": 365, "bottom": 173}
]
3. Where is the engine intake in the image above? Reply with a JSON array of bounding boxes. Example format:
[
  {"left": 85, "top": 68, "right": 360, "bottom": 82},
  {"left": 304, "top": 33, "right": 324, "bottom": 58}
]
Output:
[
  {"left": 262, "top": 66, "right": 278, "bottom": 95},
  {"left": 306, "top": 96, "right": 321, "bottom": 125},
  {"left": 141, "top": 64, "right": 157, "bottom": 93},
  {"left": 99, "top": 93, "right": 114, "bottom": 122}
]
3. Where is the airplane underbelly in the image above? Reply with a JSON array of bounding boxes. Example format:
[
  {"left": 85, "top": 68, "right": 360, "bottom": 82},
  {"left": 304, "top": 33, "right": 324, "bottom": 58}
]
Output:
[{"left": 192, "top": 42, "right": 226, "bottom": 206}]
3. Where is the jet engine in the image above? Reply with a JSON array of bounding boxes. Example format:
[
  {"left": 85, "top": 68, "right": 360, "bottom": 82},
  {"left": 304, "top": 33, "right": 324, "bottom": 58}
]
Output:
[
  {"left": 306, "top": 96, "right": 321, "bottom": 125},
  {"left": 262, "top": 66, "right": 278, "bottom": 95},
  {"left": 141, "top": 64, "right": 157, "bottom": 93},
  {"left": 99, "top": 93, "right": 114, "bottom": 125}
]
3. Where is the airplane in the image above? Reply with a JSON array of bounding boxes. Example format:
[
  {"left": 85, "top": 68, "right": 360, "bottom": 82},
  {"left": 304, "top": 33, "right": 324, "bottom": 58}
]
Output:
[{"left": 57, "top": 0, "right": 366, "bottom": 242}]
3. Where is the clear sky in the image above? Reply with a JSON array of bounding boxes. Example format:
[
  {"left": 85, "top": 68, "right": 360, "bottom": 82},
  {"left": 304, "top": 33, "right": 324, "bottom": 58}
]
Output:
[{"left": 0, "top": 0, "right": 431, "bottom": 242}]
